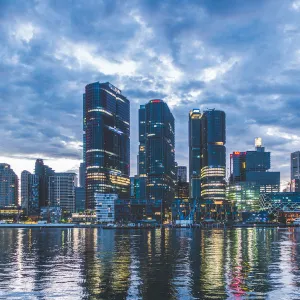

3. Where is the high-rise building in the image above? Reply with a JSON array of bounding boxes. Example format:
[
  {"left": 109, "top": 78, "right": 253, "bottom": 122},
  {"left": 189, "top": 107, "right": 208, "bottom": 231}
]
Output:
[
  {"left": 176, "top": 181, "right": 189, "bottom": 199},
  {"left": 176, "top": 166, "right": 187, "bottom": 182},
  {"left": 48, "top": 173, "right": 77, "bottom": 213},
  {"left": 189, "top": 109, "right": 202, "bottom": 199},
  {"left": 79, "top": 162, "right": 85, "bottom": 188},
  {"left": 200, "top": 109, "right": 226, "bottom": 204},
  {"left": 138, "top": 99, "right": 176, "bottom": 219},
  {"left": 291, "top": 151, "right": 300, "bottom": 180},
  {"left": 188, "top": 109, "right": 230, "bottom": 221},
  {"left": 75, "top": 187, "right": 85, "bottom": 212},
  {"left": 84, "top": 82, "right": 130, "bottom": 209},
  {"left": 0, "top": 164, "right": 18, "bottom": 207},
  {"left": 21, "top": 170, "right": 39, "bottom": 215},
  {"left": 35, "top": 159, "right": 55, "bottom": 207},
  {"left": 228, "top": 139, "right": 280, "bottom": 212}
]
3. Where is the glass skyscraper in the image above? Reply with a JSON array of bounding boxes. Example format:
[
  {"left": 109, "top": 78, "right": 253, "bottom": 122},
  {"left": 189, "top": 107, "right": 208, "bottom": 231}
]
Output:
[
  {"left": 291, "top": 151, "right": 300, "bottom": 180},
  {"left": 138, "top": 99, "right": 176, "bottom": 218},
  {"left": 189, "top": 109, "right": 202, "bottom": 199},
  {"left": 200, "top": 109, "right": 226, "bottom": 203},
  {"left": 84, "top": 82, "right": 130, "bottom": 209},
  {"left": 189, "top": 109, "right": 229, "bottom": 221}
]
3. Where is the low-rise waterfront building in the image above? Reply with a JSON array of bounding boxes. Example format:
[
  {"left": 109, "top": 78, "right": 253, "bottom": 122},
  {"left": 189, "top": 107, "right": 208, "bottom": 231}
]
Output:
[
  {"left": 95, "top": 193, "right": 117, "bottom": 223},
  {"left": 259, "top": 192, "right": 300, "bottom": 214},
  {"left": 228, "top": 139, "right": 280, "bottom": 213}
]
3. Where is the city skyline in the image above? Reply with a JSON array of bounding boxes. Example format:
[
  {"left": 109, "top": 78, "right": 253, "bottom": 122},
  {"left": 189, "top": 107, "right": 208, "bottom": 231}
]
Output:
[{"left": 2, "top": 1, "right": 300, "bottom": 186}]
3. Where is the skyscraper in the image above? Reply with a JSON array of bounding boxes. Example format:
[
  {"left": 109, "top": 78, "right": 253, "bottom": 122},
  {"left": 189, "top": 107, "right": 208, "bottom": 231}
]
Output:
[
  {"left": 0, "top": 163, "right": 18, "bottom": 207},
  {"left": 84, "top": 82, "right": 130, "bottom": 209},
  {"left": 34, "top": 159, "right": 55, "bottom": 207},
  {"left": 189, "top": 109, "right": 202, "bottom": 199},
  {"left": 48, "top": 173, "right": 77, "bottom": 213},
  {"left": 291, "top": 151, "right": 300, "bottom": 180},
  {"left": 138, "top": 99, "right": 176, "bottom": 218},
  {"left": 79, "top": 162, "right": 85, "bottom": 188},
  {"left": 201, "top": 109, "right": 226, "bottom": 204},
  {"left": 189, "top": 109, "right": 229, "bottom": 221},
  {"left": 21, "top": 170, "right": 39, "bottom": 215},
  {"left": 176, "top": 166, "right": 187, "bottom": 182}
]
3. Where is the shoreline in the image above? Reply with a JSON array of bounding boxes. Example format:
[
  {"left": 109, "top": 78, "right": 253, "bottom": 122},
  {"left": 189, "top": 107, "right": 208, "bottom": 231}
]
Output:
[{"left": 0, "top": 223, "right": 299, "bottom": 229}]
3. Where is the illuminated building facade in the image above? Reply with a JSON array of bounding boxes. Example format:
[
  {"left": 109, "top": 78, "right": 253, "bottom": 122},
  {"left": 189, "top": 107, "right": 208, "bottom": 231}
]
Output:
[
  {"left": 200, "top": 109, "right": 226, "bottom": 205},
  {"left": 95, "top": 193, "right": 117, "bottom": 222},
  {"left": 0, "top": 163, "right": 18, "bottom": 207},
  {"left": 84, "top": 82, "right": 130, "bottom": 209},
  {"left": 138, "top": 100, "right": 176, "bottom": 219},
  {"left": 229, "top": 139, "right": 280, "bottom": 212},
  {"left": 259, "top": 192, "right": 300, "bottom": 214},
  {"left": 21, "top": 170, "right": 39, "bottom": 215},
  {"left": 176, "top": 181, "right": 189, "bottom": 199},
  {"left": 189, "top": 109, "right": 202, "bottom": 199},
  {"left": 188, "top": 109, "right": 230, "bottom": 221}
]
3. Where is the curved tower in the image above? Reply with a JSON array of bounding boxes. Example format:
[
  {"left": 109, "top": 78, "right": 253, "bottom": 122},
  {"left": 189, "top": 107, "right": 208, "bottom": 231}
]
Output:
[{"left": 84, "top": 82, "right": 130, "bottom": 209}]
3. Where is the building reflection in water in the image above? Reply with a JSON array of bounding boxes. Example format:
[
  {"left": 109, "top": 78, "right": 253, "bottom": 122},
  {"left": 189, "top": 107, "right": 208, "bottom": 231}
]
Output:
[{"left": 0, "top": 228, "right": 300, "bottom": 299}]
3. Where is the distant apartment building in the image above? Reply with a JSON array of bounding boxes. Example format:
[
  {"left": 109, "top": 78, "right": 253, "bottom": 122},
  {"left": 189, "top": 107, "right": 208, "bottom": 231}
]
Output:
[
  {"left": 291, "top": 151, "right": 300, "bottom": 180},
  {"left": 35, "top": 159, "right": 55, "bottom": 207},
  {"left": 176, "top": 166, "right": 187, "bottom": 182},
  {"left": 21, "top": 170, "right": 39, "bottom": 215},
  {"left": 0, "top": 163, "right": 18, "bottom": 207},
  {"left": 48, "top": 173, "right": 77, "bottom": 213}
]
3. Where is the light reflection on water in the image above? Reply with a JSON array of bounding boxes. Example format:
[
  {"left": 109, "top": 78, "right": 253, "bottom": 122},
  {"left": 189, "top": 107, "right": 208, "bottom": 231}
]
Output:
[{"left": 0, "top": 228, "right": 300, "bottom": 299}]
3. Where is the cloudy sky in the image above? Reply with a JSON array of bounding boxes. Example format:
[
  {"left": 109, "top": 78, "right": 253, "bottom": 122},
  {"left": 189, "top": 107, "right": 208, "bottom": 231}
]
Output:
[{"left": 1, "top": 0, "right": 300, "bottom": 187}]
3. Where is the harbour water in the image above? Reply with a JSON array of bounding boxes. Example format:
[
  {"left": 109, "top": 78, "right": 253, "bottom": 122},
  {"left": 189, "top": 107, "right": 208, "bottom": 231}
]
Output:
[{"left": 0, "top": 228, "right": 299, "bottom": 299}]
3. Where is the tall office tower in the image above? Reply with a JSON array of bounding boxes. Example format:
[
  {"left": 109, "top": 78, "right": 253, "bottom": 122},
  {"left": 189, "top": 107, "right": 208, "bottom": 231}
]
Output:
[
  {"left": 291, "top": 151, "right": 300, "bottom": 180},
  {"left": 21, "top": 170, "right": 39, "bottom": 215},
  {"left": 176, "top": 166, "right": 187, "bottom": 182},
  {"left": 0, "top": 163, "right": 18, "bottom": 206},
  {"left": 84, "top": 82, "right": 130, "bottom": 209},
  {"left": 201, "top": 109, "right": 226, "bottom": 203},
  {"left": 189, "top": 109, "right": 202, "bottom": 199},
  {"left": 34, "top": 159, "right": 55, "bottom": 207},
  {"left": 79, "top": 162, "right": 86, "bottom": 188},
  {"left": 228, "top": 138, "right": 280, "bottom": 211},
  {"left": 138, "top": 99, "right": 176, "bottom": 218},
  {"left": 48, "top": 173, "right": 77, "bottom": 213},
  {"left": 75, "top": 187, "right": 85, "bottom": 212}
]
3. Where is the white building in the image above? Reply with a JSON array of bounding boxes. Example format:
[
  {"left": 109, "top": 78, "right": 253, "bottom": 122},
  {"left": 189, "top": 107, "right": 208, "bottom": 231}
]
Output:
[
  {"left": 48, "top": 173, "right": 77, "bottom": 213},
  {"left": 95, "top": 193, "right": 117, "bottom": 223}
]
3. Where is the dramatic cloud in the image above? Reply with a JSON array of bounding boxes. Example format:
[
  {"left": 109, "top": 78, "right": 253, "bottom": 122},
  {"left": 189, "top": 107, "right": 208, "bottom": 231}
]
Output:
[{"left": 1, "top": 0, "right": 300, "bottom": 187}]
